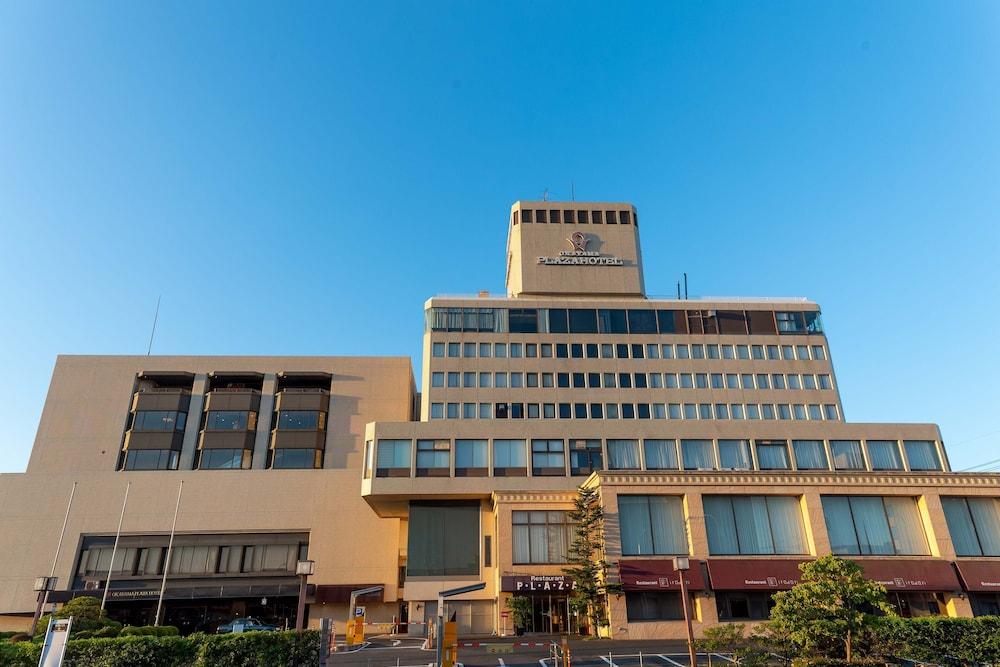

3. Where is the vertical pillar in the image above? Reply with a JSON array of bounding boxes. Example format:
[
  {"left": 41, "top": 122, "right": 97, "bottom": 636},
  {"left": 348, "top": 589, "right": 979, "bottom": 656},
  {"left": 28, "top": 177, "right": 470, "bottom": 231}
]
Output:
[
  {"left": 252, "top": 374, "right": 277, "bottom": 469},
  {"left": 178, "top": 374, "right": 208, "bottom": 470}
]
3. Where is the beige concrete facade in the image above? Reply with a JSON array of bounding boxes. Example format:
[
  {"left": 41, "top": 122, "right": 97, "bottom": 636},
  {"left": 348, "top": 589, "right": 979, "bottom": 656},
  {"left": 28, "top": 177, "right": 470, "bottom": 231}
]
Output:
[{"left": 1, "top": 200, "right": 998, "bottom": 638}]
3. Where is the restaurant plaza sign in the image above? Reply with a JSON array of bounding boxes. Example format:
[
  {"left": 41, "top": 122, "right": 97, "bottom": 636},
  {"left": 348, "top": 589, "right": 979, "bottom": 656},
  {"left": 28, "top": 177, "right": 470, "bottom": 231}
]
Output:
[
  {"left": 500, "top": 575, "right": 576, "bottom": 593},
  {"left": 537, "top": 232, "right": 624, "bottom": 266}
]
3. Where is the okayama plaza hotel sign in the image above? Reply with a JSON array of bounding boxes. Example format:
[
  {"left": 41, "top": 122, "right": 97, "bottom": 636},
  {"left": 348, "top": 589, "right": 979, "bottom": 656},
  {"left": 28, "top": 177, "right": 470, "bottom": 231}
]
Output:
[{"left": 537, "top": 232, "right": 624, "bottom": 266}]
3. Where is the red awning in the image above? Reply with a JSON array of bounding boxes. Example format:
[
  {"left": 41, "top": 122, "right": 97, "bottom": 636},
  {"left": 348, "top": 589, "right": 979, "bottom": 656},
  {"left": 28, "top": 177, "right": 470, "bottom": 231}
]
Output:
[
  {"left": 856, "top": 560, "right": 961, "bottom": 591},
  {"left": 314, "top": 584, "right": 383, "bottom": 604},
  {"left": 707, "top": 559, "right": 807, "bottom": 590},
  {"left": 618, "top": 560, "right": 705, "bottom": 591},
  {"left": 954, "top": 561, "right": 1000, "bottom": 593}
]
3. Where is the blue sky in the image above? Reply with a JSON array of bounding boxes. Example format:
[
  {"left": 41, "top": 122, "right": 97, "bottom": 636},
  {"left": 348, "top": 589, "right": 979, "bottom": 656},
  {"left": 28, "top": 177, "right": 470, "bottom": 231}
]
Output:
[{"left": 1, "top": 2, "right": 998, "bottom": 472}]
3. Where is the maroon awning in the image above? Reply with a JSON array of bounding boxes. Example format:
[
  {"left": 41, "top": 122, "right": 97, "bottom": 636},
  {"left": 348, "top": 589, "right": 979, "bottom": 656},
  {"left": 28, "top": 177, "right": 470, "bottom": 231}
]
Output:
[
  {"left": 314, "top": 584, "right": 383, "bottom": 604},
  {"left": 707, "top": 559, "right": 806, "bottom": 590},
  {"left": 618, "top": 560, "right": 705, "bottom": 591},
  {"left": 856, "top": 559, "right": 961, "bottom": 591},
  {"left": 954, "top": 561, "right": 1000, "bottom": 593}
]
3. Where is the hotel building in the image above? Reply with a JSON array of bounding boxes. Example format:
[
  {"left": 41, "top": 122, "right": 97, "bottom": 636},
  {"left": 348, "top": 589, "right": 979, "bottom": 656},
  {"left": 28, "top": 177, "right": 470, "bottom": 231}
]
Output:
[{"left": 1, "top": 201, "right": 998, "bottom": 639}]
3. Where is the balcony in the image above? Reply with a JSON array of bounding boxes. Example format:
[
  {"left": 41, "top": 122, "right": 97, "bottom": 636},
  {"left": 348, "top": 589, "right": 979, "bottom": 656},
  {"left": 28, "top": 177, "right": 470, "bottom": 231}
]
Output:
[
  {"left": 203, "top": 388, "right": 262, "bottom": 412},
  {"left": 124, "top": 430, "right": 185, "bottom": 452}
]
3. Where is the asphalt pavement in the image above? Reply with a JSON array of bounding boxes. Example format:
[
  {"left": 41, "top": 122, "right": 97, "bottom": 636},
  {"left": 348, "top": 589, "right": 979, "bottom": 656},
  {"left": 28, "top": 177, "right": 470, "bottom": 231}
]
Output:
[{"left": 328, "top": 635, "right": 734, "bottom": 667}]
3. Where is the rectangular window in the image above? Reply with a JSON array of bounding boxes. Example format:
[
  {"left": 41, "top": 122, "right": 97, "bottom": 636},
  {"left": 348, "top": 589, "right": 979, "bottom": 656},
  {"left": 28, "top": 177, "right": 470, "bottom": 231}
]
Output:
[
  {"left": 431, "top": 403, "right": 443, "bottom": 419},
  {"left": 531, "top": 439, "right": 565, "bottom": 476},
  {"left": 376, "top": 439, "right": 411, "bottom": 476},
  {"left": 904, "top": 441, "right": 942, "bottom": 471},
  {"left": 941, "top": 497, "right": 1000, "bottom": 556},
  {"left": 513, "top": 511, "right": 573, "bottom": 564},
  {"left": 123, "top": 449, "right": 179, "bottom": 471},
  {"left": 682, "top": 439, "right": 715, "bottom": 470},
  {"left": 598, "top": 309, "right": 628, "bottom": 334},
  {"left": 200, "top": 448, "right": 251, "bottom": 470},
  {"left": 549, "top": 309, "right": 568, "bottom": 333},
  {"left": 206, "top": 410, "right": 253, "bottom": 431},
  {"left": 626, "top": 592, "right": 684, "bottom": 621},
  {"left": 407, "top": 501, "right": 480, "bottom": 576},
  {"left": 718, "top": 440, "right": 752, "bottom": 470},
  {"left": 493, "top": 439, "right": 526, "bottom": 475},
  {"left": 793, "top": 440, "right": 828, "bottom": 470},
  {"left": 619, "top": 495, "right": 687, "bottom": 555},
  {"left": 643, "top": 440, "right": 677, "bottom": 470},
  {"left": 509, "top": 309, "right": 539, "bottom": 333},
  {"left": 831, "top": 440, "right": 865, "bottom": 470},
  {"left": 717, "top": 592, "right": 775, "bottom": 621},
  {"left": 867, "top": 441, "right": 904, "bottom": 470},
  {"left": 416, "top": 440, "right": 450, "bottom": 474},
  {"left": 607, "top": 439, "right": 640, "bottom": 470},
  {"left": 455, "top": 439, "right": 487, "bottom": 474},
  {"left": 432, "top": 342, "right": 445, "bottom": 357},
  {"left": 756, "top": 441, "right": 790, "bottom": 470},
  {"left": 569, "top": 439, "right": 602, "bottom": 475},
  {"left": 431, "top": 372, "right": 444, "bottom": 388},
  {"left": 703, "top": 495, "right": 808, "bottom": 555},
  {"left": 132, "top": 411, "right": 186, "bottom": 432},
  {"left": 627, "top": 310, "right": 657, "bottom": 334},
  {"left": 821, "top": 495, "right": 929, "bottom": 555}
]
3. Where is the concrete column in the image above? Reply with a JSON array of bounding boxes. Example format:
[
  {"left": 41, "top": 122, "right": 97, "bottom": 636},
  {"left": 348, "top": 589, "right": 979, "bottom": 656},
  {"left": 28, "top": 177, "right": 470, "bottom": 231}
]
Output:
[
  {"left": 252, "top": 374, "right": 277, "bottom": 469},
  {"left": 178, "top": 374, "right": 208, "bottom": 470}
]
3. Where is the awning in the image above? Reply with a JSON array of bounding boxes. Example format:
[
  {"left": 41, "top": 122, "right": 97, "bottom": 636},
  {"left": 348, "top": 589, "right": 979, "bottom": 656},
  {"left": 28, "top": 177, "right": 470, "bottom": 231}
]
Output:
[
  {"left": 707, "top": 559, "right": 806, "bottom": 590},
  {"left": 314, "top": 584, "right": 383, "bottom": 604},
  {"left": 618, "top": 559, "right": 706, "bottom": 591},
  {"left": 856, "top": 559, "right": 961, "bottom": 591},
  {"left": 954, "top": 561, "right": 1000, "bottom": 593}
]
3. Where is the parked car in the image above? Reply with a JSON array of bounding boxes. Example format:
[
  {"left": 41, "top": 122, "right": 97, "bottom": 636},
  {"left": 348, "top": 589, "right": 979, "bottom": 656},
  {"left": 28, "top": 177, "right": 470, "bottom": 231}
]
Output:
[{"left": 216, "top": 617, "right": 279, "bottom": 633}]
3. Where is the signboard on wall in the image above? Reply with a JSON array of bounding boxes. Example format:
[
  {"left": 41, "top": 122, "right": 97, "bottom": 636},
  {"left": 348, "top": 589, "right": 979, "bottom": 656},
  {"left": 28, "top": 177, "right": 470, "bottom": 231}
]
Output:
[{"left": 501, "top": 575, "right": 576, "bottom": 593}]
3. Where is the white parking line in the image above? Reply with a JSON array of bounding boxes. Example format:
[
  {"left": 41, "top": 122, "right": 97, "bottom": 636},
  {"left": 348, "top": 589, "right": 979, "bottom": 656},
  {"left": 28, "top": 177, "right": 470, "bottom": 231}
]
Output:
[
  {"left": 498, "top": 659, "right": 505, "bottom": 667},
  {"left": 601, "top": 655, "right": 619, "bottom": 667},
  {"left": 657, "top": 654, "right": 686, "bottom": 667}
]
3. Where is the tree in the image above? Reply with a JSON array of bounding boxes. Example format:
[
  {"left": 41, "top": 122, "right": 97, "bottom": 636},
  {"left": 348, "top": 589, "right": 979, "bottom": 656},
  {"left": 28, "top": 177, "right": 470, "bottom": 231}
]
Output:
[
  {"left": 696, "top": 623, "right": 791, "bottom": 666},
  {"left": 769, "top": 555, "right": 895, "bottom": 662},
  {"left": 562, "top": 485, "right": 617, "bottom": 635},
  {"left": 34, "top": 595, "right": 122, "bottom": 637}
]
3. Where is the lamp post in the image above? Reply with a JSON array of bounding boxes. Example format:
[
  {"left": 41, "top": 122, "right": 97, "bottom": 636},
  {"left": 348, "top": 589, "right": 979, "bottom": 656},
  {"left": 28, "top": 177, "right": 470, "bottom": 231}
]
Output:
[
  {"left": 295, "top": 560, "right": 315, "bottom": 635},
  {"left": 29, "top": 576, "right": 57, "bottom": 636},
  {"left": 673, "top": 556, "right": 697, "bottom": 667}
]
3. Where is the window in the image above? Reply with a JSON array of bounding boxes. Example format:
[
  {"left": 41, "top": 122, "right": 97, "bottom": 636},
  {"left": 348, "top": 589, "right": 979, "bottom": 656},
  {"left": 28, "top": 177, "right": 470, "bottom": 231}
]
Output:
[
  {"left": 756, "top": 441, "right": 790, "bottom": 470},
  {"left": 448, "top": 342, "right": 459, "bottom": 357},
  {"left": 447, "top": 372, "right": 459, "bottom": 388},
  {"left": 200, "top": 448, "right": 251, "bottom": 469},
  {"left": 447, "top": 403, "right": 459, "bottom": 418},
  {"left": 831, "top": 440, "right": 865, "bottom": 470},
  {"left": 493, "top": 439, "right": 526, "bottom": 475},
  {"left": 867, "top": 441, "right": 904, "bottom": 470},
  {"left": 793, "top": 440, "right": 828, "bottom": 470},
  {"left": 717, "top": 592, "right": 775, "bottom": 621},
  {"left": 569, "top": 439, "right": 602, "bottom": 475},
  {"left": 123, "top": 449, "right": 179, "bottom": 471},
  {"left": 627, "top": 310, "right": 657, "bottom": 334},
  {"left": 643, "top": 440, "right": 677, "bottom": 469},
  {"left": 531, "top": 440, "right": 565, "bottom": 475},
  {"left": 904, "top": 441, "right": 942, "bottom": 471},
  {"left": 626, "top": 592, "right": 684, "bottom": 621},
  {"left": 463, "top": 342, "right": 475, "bottom": 358},
  {"left": 454, "top": 440, "right": 487, "bottom": 475},
  {"left": 169, "top": 545, "right": 215, "bottom": 574},
  {"left": 432, "top": 342, "right": 445, "bottom": 357},
  {"left": 509, "top": 309, "right": 539, "bottom": 333},
  {"left": 682, "top": 439, "right": 715, "bottom": 470},
  {"left": 276, "top": 411, "right": 324, "bottom": 430},
  {"left": 132, "top": 411, "right": 186, "bottom": 432},
  {"left": 619, "top": 495, "right": 687, "bottom": 555},
  {"left": 272, "top": 448, "right": 321, "bottom": 469},
  {"left": 206, "top": 411, "right": 255, "bottom": 431},
  {"left": 407, "top": 501, "right": 479, "bottom": 576},
  {"left": 719, "top": 440, "right": 752, "bottom": 470},
  {"left": 822, "top": 496, "right": 929, "bottom": 555},
  {"left": 430, "top": 403, "right": 443, "bottom": 419},
  {"left": 463, "top": 372, "right": 475, "bottom": 388},
  {"left": 598, "top": 309, "right": 628, "bottom": 334},
  {"left": 431, "top": 372, "right": 444, "bottom": 388},
  {"left": 376, "top": 439, "right": 410, "bottom": 476},
  {"left": 941, "top": 497, "right": 1000, "bottom": 556},
  {"left": 513, "top": 511, "right": 573, "bottom": 564},
  {"left": 416, "top": 440, "right": 450, "bottom": 475},
  {"left": 607, "top": 439, "right": 640, "bottom": 470},
  {"left": 703, "top": 495, "right": 808, "bottom": 555},
  {"left": 776, "top": 311, "right": 806, "bottom": 333}
]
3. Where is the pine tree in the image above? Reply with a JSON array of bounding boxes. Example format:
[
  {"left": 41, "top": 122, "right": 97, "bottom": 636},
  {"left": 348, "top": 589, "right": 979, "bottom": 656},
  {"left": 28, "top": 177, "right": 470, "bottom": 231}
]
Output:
[{"left": 562, "top": 485, "right": 617, "bottom": 635}]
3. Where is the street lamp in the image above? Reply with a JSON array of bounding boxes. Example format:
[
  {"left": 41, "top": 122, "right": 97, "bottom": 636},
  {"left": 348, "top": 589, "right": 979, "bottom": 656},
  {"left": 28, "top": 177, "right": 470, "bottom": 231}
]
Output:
[
  {"left": 672, "top": 556, "right": 697, "bottom": 667},
  {"left": 29, "top": 576, "right": 57, "bottom": 636},
  {"left": 295, "top": 560, "right": 315, "bottom": 635}
]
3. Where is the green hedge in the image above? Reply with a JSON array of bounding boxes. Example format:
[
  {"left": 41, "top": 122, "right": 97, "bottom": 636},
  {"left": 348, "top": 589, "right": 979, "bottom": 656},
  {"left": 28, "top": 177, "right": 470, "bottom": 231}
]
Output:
[
  {"left": 1, "top": 630, "right": 320, "bottom": 667},
  {"left": 121, "top": 625, "right": 180, "bottom": 637},
  {"left": 876, "top": 616, "right": 1000, "bottom": 665}
]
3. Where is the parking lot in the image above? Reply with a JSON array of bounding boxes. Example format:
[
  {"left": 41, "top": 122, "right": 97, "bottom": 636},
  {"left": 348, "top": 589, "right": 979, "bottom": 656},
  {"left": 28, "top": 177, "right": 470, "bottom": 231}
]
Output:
[{"left": 329, "top": 635, "right": 735, "bottom": 667}]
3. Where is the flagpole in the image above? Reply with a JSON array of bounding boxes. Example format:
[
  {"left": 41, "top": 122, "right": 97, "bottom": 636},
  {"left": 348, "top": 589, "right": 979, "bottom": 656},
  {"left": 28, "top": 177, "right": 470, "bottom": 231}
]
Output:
[
  {"left": 154, "top": 480, "right": 183, "bottom": 626},
  {"left": 30, "top": 481, "right": 77, "bottom": 634},
  {"left": 100, "top": 481, "right": 131, "bottom": 611}
]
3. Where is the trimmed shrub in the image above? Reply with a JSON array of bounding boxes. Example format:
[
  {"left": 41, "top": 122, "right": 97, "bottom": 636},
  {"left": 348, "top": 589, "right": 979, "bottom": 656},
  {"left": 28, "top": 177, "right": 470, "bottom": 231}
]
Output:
[
  {"left": 64, "top": 636, "right": 197, "bottom": 667},
  {"left": 791, "top": 660, "right": 885, "bottom": 667},
  {"left": 121, "top": 625, "right": 180, "bottom": 637},
  {"left": 8, "top": 633, "right": 32, "bottom": 642},
  {"left": 196, "top": 630, "right": 320, "bottom": 667},
  {"left": 0, "top": 640, "right": 42, "bottom": 667},
  {"left": 876, "top": 615, "right": 1000, "bottom": 665}
]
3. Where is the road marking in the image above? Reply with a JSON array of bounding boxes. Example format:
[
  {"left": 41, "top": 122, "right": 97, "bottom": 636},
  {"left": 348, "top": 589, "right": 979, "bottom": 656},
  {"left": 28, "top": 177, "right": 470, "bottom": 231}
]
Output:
[
  {"left": 540, "top": 659, "right": 551, "bottom": 667},
  {"left": 393, "top": 640, "right": 401, "bottom": 646},
  {"left": 601, "top": 655, "right": 619, "bottom": 667},
  {"left": 658, "top": 654, "right": 686, "bottom": 667}
]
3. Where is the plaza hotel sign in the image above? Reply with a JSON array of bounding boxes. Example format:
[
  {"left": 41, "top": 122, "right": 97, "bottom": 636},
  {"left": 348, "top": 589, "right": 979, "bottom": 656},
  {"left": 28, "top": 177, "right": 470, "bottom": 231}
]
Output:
[{"left": 537, "top": 232, "right": 624, "bottom": 266}]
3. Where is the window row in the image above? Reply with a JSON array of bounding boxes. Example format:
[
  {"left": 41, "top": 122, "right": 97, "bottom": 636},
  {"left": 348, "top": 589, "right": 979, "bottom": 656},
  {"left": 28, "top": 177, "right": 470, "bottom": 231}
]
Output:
[
  {"left": 431, "top": 340, "right": 827, "bottom": 361},
  {"left": 430, "top": 401, "right": 841, "bottom": 421},
  {"left": 369, "top": 438, "right": 943, "bottom": 477},
  {"left": 427, "top": 307, "right": 823, "bottom": 336},
  {"left": 76, "top": 542, "right": 307, "bottom": 577},
  {"left": 432, "top": 370, "right": 834, "bottom": 391},
  {"left": 516, "top": 208, "right": 633, "bottom": 225},
  {"left": 122, "top": 447, "right": 324, "bottom": 471},
  {"left": 129, "top": 409, "right": 325, "bottom": 434}
]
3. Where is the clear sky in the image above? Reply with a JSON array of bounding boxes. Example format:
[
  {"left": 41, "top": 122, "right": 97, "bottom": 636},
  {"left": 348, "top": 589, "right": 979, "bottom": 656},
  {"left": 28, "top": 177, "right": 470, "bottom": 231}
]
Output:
[{"left": 1, "top": 2, "right": 998, "bottom": 473}]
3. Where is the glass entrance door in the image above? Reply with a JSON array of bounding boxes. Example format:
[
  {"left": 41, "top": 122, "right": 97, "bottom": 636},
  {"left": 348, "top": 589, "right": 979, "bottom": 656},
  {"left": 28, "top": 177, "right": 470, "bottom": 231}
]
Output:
[{"left": 529, "top": 595, "right": 568, "bottom": 633}]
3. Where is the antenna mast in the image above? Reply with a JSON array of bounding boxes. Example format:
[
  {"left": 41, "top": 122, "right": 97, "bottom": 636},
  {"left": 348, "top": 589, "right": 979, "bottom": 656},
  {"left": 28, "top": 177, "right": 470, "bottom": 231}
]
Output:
[{"left": 146, "top": 295, "right": 161, "bottom": 356}]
